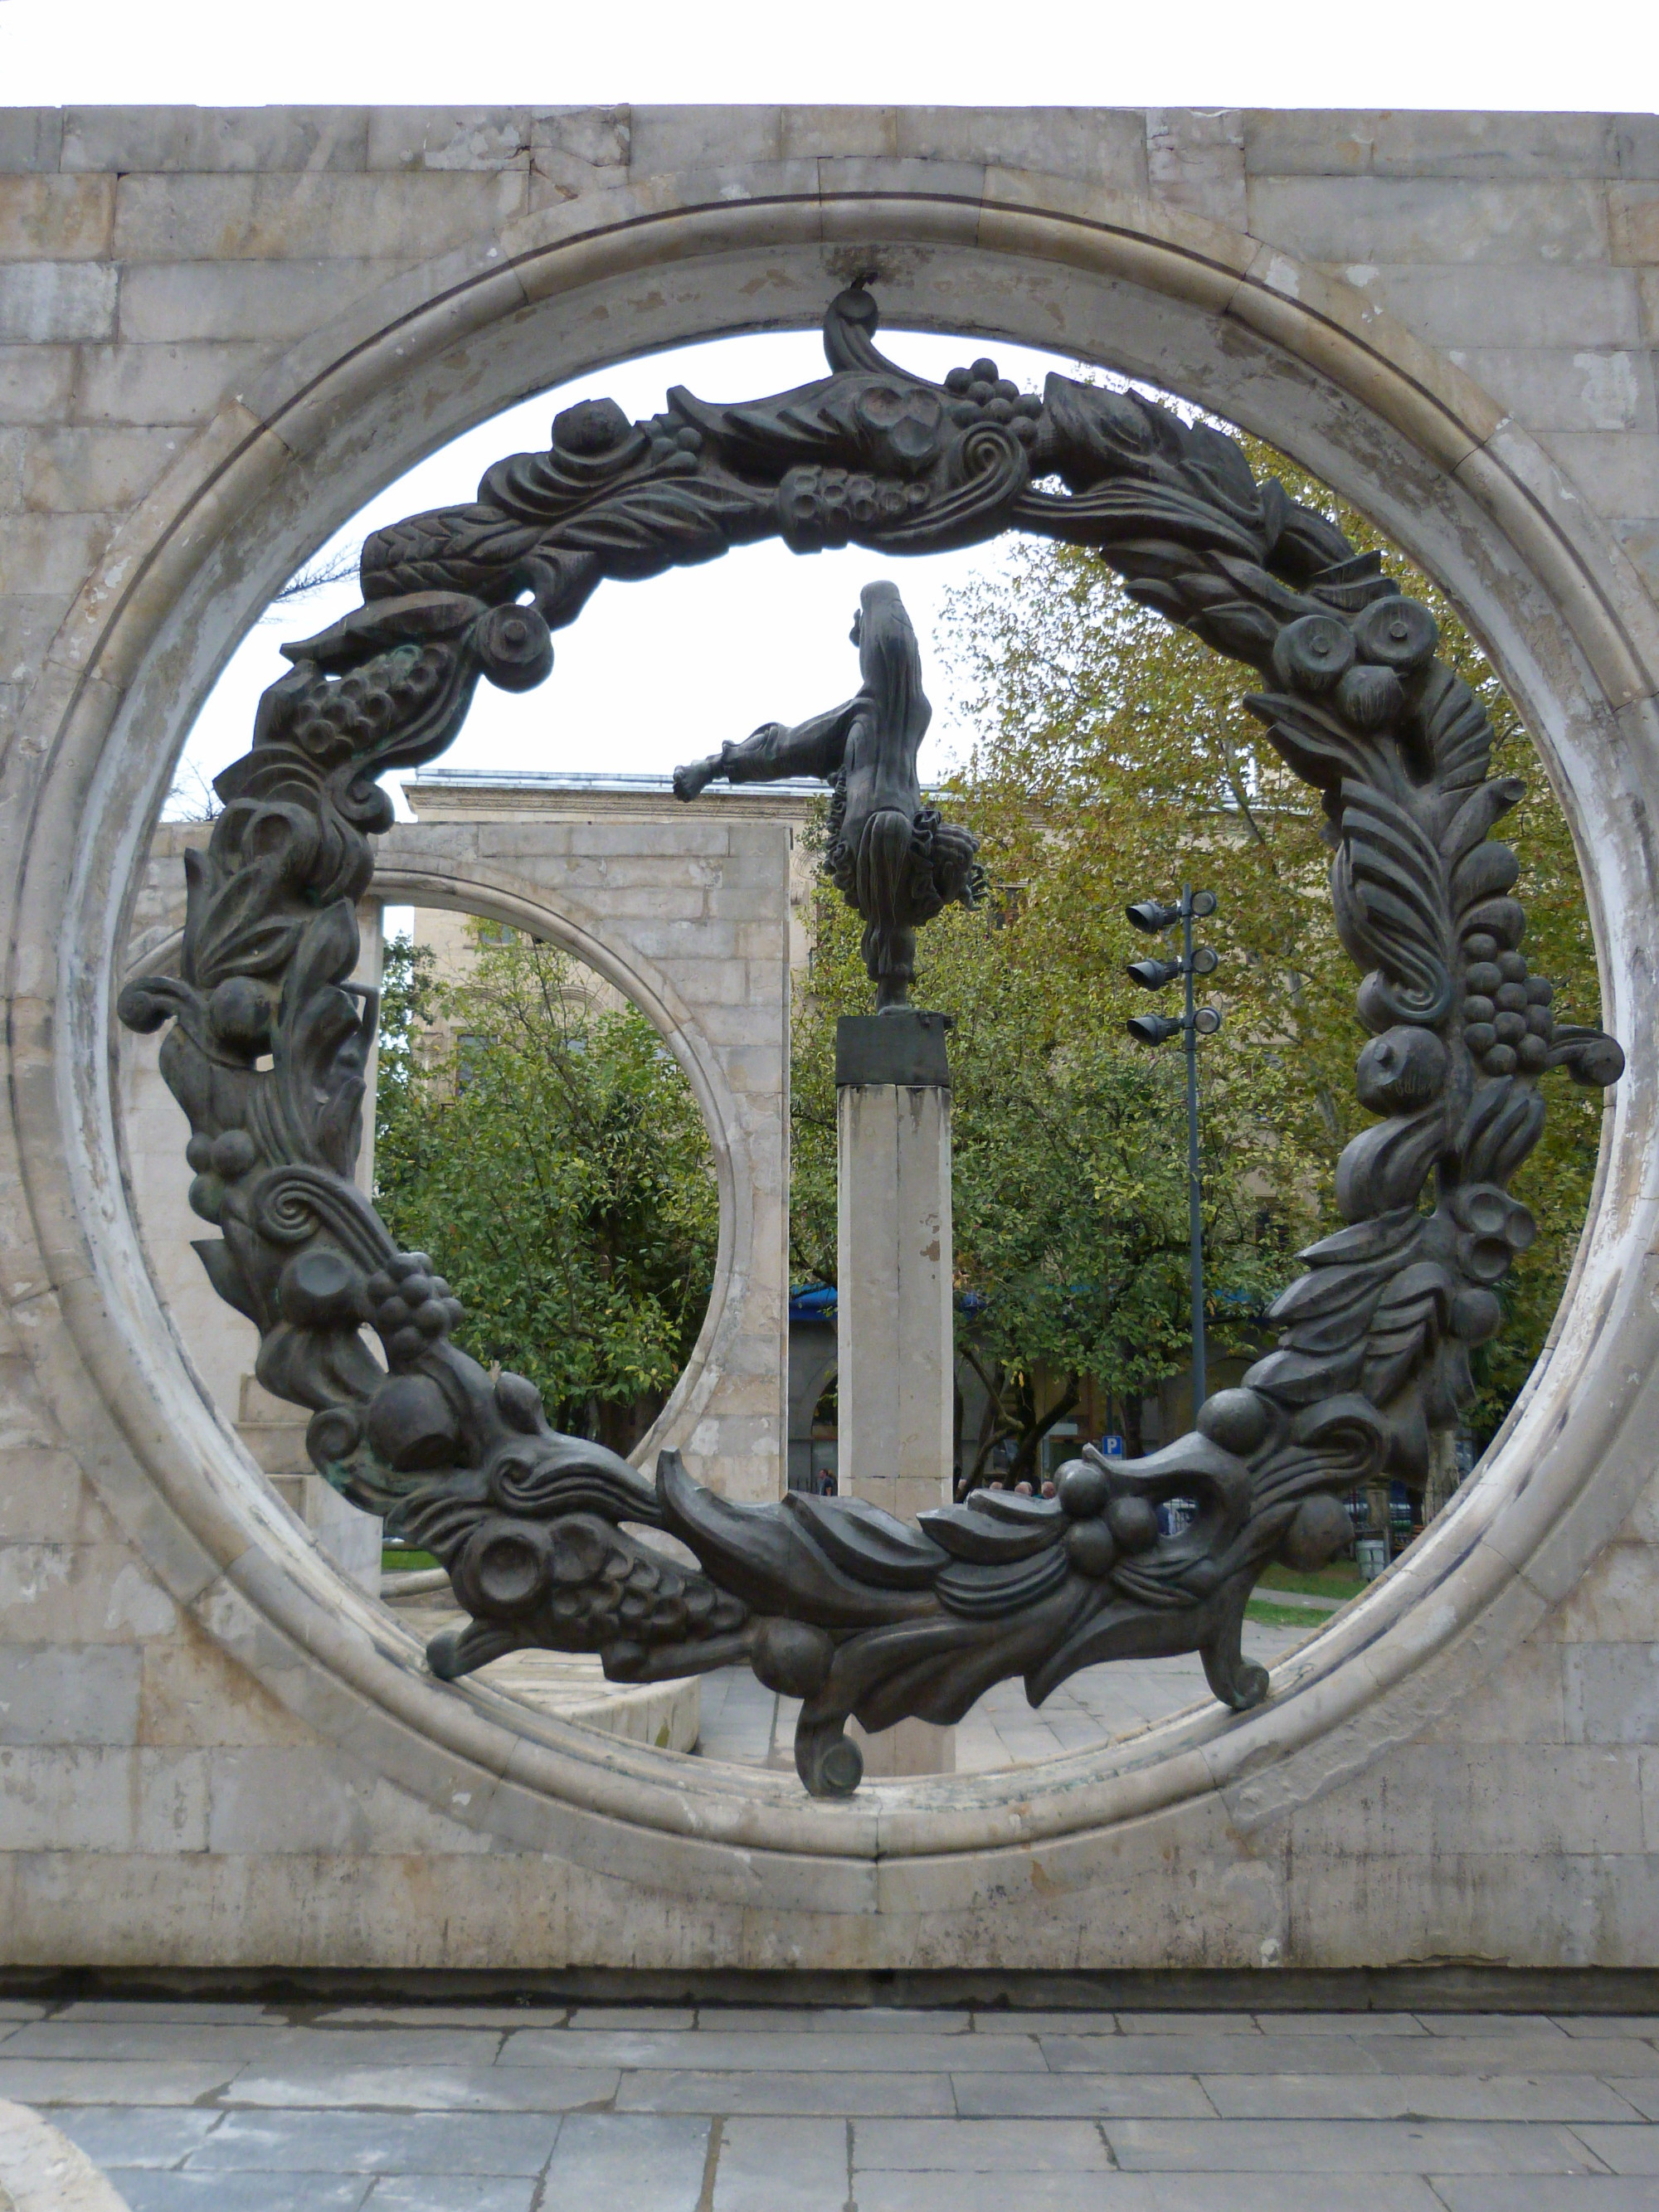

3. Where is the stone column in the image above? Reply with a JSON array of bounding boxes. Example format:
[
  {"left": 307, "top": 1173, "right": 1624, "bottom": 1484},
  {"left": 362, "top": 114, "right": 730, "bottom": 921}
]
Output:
[{"left": 836, "top": 1010, "right": 956, "bottom": 1776}]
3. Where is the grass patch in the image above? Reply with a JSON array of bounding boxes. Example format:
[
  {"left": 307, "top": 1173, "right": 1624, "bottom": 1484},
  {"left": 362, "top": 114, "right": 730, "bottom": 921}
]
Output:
[
  {"left": 382, "top": 1548, "right": 441, "bottom": 1573},
  {"left": 1258, "top": 1560, "right": 1365, "bottom": 1601},
  {"left": 1246, "top": 1598, "right": 1338, "bottom": 1631}
]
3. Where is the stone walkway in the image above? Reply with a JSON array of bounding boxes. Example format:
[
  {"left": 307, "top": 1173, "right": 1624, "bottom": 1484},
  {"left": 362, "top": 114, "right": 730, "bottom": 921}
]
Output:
[
  {"left": 697, "top": 1618, "right": 1316, "bottom": 1772},
  {"left": 1, "top": 1997, "right": 1657, "bottom": 2210}
]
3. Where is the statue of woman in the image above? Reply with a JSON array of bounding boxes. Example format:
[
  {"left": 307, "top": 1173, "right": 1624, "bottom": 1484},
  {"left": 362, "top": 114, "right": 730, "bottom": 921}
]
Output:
[{"left": 674, "top": 581, "right": 982, "bottom": 1010}]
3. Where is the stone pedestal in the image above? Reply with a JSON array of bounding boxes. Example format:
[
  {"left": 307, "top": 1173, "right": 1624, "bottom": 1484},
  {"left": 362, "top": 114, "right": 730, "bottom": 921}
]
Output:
[{"left": 836, "top": 1011, "right": 956, "bottom": 1777}]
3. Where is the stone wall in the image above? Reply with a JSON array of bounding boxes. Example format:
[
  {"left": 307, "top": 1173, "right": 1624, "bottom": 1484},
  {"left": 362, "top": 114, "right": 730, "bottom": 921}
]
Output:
[{"left": 2, "top": 105, "right": 1658, "bottom": 1973}]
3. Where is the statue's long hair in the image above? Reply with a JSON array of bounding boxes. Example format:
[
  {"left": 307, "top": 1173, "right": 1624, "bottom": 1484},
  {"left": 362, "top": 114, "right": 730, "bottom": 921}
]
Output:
[{"left": 854, "top": 580, "right": 931, "bottom": 747}]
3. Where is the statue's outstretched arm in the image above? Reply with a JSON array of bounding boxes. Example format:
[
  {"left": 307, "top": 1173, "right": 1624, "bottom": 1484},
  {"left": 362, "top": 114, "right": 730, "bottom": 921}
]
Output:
[{"left": 674, "top": 698, "right": 859, "bottom": 802}]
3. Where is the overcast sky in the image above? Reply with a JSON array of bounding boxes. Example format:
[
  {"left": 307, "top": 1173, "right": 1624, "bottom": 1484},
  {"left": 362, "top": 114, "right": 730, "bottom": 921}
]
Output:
[{"left": 2, "top": 0, "right": 1649, "bottom": 111}]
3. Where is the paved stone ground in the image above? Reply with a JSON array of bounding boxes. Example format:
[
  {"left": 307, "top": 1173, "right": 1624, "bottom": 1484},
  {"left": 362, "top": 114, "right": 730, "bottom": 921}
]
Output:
[
  {"left": 2, "top": 1997, "right": 1658, "bottom": 2210},
  {"left": 698, "top": 1619, "right": 1316, "bottom": 1772}
]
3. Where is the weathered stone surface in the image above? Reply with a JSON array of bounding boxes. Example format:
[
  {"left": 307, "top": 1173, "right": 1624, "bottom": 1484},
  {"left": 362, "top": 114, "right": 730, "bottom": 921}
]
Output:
[
  {"left": 1613, "top": 186, "right": 1659, "bottom": 264},
  {"left": 896, "top": 106, "right": 1147, "bottom": 190},
  {"left": 112, "top": 172, "right": 528, "bottom": 263},
  {"left": 0, "top": 113, "right": 64, "bottom": 177},
  {"left": 1247, "top": 176, "right": 1611, "bottom": 264},
  {"left": 367, "top": 109, "right": 532, "bottom": 174},
  {"left": 70, "top": 340, "right": 266, "bottom": 425},
  {"left": 0, "top": 1644, "right": 141, "bottom": 1746},
  {"left": 118, "top": 259, "right": 417, "bottom": 343},
  {"left": 1544, "top": 430, "right": 1659, "bottom": 515},
  {"left": 0, "top": 345, "right": 75, "bottom": 425},
  {"left": 0, "top": 102, "right": 1656, "bottom": 1975},
  {"left": 0, "top": 263, "right": 116, "bottom": 344},
  {"left": 1347, "top": 263, "right": 1645, "bottom": 349},
  {"left": 0, "top": 179, "right": 113, "bottom": 262},
  {"left": 1146, "top": 109, "right": 1247, "bottom": 227},
  {"left": 1243, "top": 109, "right": 1624, "bottom": 179},
  {"left": 21, "top": 429, "right": 181, "bottom": 515},
  {"left": 61, "top": 105, "right": 368, "bottom": 175},
  {"left": 1447, "top": 347, "right": 1658, "bottom": 433}
]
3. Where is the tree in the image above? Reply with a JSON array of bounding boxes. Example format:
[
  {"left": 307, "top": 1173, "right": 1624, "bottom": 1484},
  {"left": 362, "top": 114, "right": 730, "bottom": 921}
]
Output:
[
  {"left": 933, "top": 425, "right": 1608, "bottom": 1447},
  {"left": 791, "top": 836, "right": 1315, "bottom": 1482},
  {"left": 373, "top": 928, "right": 720, "bottom": 1456}
]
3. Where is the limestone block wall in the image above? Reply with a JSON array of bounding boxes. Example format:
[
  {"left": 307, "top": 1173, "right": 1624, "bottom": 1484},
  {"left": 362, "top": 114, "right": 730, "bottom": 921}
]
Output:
[
  {"left": 378, "top": 780, "right": 794, "bottom": 1505},
  {"left": 119, "top": 788, "right": 795, "bottom": 1510},
  {"left": 0, "top": 105, "right": 1657, "bottom": 1973}
]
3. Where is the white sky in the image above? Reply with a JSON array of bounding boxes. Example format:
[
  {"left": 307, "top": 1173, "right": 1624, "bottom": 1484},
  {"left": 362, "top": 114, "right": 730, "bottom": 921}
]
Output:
[{"left": 1, "top": 0, "right": 1650, "bottom": 111}]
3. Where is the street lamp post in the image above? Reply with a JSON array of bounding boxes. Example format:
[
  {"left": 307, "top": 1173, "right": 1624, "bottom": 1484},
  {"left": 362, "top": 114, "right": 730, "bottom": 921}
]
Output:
[{"left": 1126, "top": 885, "right": 1221, "bottom": 1412}]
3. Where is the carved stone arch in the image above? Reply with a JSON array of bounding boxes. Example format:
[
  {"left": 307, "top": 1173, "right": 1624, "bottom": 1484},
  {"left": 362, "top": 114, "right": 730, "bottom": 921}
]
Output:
[
  {"left": 12, "top": 164, "right": 1658, "bottom": 1930},
  {"left": 120, "top": 841, "right": 787, "bottom": 1501},
  {"left": 366, "top": 854, "right": 780, "bottom": 1492}
]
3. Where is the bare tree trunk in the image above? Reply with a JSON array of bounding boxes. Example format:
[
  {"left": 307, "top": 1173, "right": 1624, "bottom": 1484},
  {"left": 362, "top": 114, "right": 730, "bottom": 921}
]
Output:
[{"left": 1010, "top": 1378, "right": 1079, "bottom": 1487}]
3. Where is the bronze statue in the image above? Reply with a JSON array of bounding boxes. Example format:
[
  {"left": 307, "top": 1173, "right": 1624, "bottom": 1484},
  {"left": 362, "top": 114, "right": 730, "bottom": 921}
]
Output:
[
  {"left": 673, "top": 580, "right": 982, "bottom": 1009},
  {"left": 122, "top": 284, "right": 1626, "bottom": 1796}
]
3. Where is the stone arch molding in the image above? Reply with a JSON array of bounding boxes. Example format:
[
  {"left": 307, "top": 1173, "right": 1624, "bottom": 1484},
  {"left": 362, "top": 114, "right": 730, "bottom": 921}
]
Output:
[
  {"left": 15, "top": 149, "right": 1659, "bottom": 1917},
  {"left": 365, "top": 855, "right": 780, "bottom": 1492},
  {"left": 121, "top": 845, "right": 781, "bottom": 1504}
]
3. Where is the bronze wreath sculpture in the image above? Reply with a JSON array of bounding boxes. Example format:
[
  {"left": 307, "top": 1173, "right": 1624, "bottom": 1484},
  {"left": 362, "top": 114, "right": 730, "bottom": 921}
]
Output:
[{"left": 119, "top": 284, "right": 1624, "bottom": 1797}]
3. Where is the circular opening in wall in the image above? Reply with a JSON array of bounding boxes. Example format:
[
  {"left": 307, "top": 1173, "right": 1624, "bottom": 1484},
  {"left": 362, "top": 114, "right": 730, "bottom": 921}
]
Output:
[{"left": 121, "top": 310, "right": 1613, "bottom": 1795}]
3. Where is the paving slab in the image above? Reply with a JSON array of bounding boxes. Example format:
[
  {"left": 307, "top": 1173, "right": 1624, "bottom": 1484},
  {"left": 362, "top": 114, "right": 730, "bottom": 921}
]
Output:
[
  {"left": 58, "top": 2003, "right": 280, "bottom": 2025},
  {"left": 48, "top": 2107, "right": 223, "bottom": 2168},
  {"left": 950, "top": 2072, "right": 1215, "bottom": 2118},
  {"left": 698, "top": 2006, "right": 972, "bottom": 2034},
  {"left": 614, "top": 2067, "right": 954, "bottom": 2115},
  {"left": 539, "top": 2114, "right": 709, "bottom": 2210},
  {"left": 1364, "top": 2034, "right": 1659, "bottom": 2074},
  {"left": 710, "top": 2116, "right": 847, "bottom": 2212},
  {"left": 1252, "top": 2012, "right": 1427, "bottom": 2036},
  {"left": 853, "top": 2176, "right": 1447, "bottom": 2211},
  {"left": 9, "top": 2001, "right": 1659, "bottom": 2209},
  {"left": 1606, "top": 2078, "right": 1659, "bottom": 2119},
  {"left": 1429, "top": 2185, "right": 1659, "bottom": 2211},
  {"left": 0, "top": 2059, "right": 241, "bottom": 2105},
  {"left": 1102, "top": 2116, "right": 1603, "bottom": 2171},
  {"left": 362, "top": 2182, "right": 536, "bottom": 2212},
  {"left": 1042, "top": 2032, "right": 1386, "bottom": 2075},
  {"left": 854, "top": 2116, "right": 1112, "bottom": 2169},
  {"left": 263, "top": 2029, "right": 507, "bottom": 2064},
  {"left": 2, "top": 2025, "right": 286, "bottom": 2063},
  {"left": 1569, "top": 2122, "right": 1659, "bottom": 2172},
  {"left": 226, "top": 2064, "right": 619, "bottom": 2112},
  {"left": 1201, "top": 2072, "right": 1645, "bottom": 2122},
  {"left": 105, "top": 2176, "right": 370, "bottom": 2212},
  {"left": 312, "top": 2010, "right": 567, "bottom": 2030},
  {"left": 179, "top": 2109, "right": 562, "bottom": 2174},
  {"left": 502, "top": 2027, "right": 1041, "bottom": 2071}
]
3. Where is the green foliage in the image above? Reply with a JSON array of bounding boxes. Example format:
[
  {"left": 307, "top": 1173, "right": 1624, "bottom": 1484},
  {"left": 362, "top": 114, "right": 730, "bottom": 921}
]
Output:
[
  {"left": 920, "top": 422, "right": 1608, "bottom": 1446},
  {"left": 374, "top": 928, "right": 719, "bottom": 1454},
  {"left": 793, "top": 853, "right": 1311, "bottom": 1477}
]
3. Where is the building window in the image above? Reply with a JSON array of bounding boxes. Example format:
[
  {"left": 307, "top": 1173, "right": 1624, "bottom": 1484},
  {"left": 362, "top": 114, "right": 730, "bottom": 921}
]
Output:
[{"left": 456, "top": 1033, "right": 488, "bottom": 1091}]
